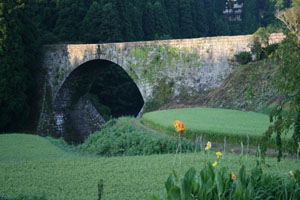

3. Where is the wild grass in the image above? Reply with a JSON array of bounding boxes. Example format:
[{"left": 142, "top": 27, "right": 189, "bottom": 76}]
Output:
[
  {"left": 142, "top": 107, "right": 292, "bottom": 145},
  {"left": 76, "top": 117, "right": 196, "bottom": 156},
  {"left": 0, "top": 134, "right": 299, "bottom": 200}
]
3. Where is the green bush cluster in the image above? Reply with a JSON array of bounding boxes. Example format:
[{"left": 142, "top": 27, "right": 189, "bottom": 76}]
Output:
[
  {"left": 144, "top": 99, "right": 161, "bottom": 113},
  {"left": 235, "top": 51, "right": 252, "bottom": 65},
  {"left": 77, "top": 117, "right": 196, "bottom": 156},
  {"left": 261, "top": 43, "right": 279, "bottom": 59},
  {"left": 236, "top": 40, "right": 279, "bottom": 65},
  {"left": 153, "top": 163, "right": 300, "bottom": 200}
]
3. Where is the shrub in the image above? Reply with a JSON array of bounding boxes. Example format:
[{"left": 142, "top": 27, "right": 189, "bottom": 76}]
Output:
[
  {"left": 77, "top": 117, "right": 196, "bottom": 156},
  {"left": 261, "top": 43, "right": 279, "bottom": 59},
  {"left": 235, "top": 51, "right": 252, "bottom": 65},
  {"left": 144, "top": 99, "right": 160, "bottom": 113},
  {"left": 152, "top": 163, "right": 300, "bottom": 200},
  {"left": 251, "top": 37, "right": 263, "bottom": 61}
]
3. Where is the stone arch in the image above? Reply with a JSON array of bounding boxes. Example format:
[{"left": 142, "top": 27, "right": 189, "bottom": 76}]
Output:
[{"left": 53, "top": 59, "right": 144, "bottom": 143}]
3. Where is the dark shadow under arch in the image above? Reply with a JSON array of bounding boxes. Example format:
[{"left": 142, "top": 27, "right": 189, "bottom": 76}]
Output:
[{"left": 53, "top": 59, "right": 144, "bottom": 144}]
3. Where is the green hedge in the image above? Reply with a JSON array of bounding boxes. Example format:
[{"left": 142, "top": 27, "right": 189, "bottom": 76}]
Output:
[
  {"left": 235, "top": 51, "right": 252, "bottom": 65},
  {"left": 77, "top": 117, "right": 197, "bottom": 156}
]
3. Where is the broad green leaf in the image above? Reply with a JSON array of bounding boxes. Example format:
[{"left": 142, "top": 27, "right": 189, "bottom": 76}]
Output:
[
  {"left": 151, "top": 194, "right": 160, "bottom": 200},
  {"left": 180, "top": 179, "right": 192, "bottom": 200},
  {"left": 165, "top": 171, "right": 178, "bottom": 192},
  {"left": 167, "top": 186, "right": 181, "bottom": 200}
]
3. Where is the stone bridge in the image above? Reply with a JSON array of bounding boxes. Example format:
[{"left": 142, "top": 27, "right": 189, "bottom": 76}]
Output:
[{"left": 37, "top": 33, "right": 284, "bottom": 143}]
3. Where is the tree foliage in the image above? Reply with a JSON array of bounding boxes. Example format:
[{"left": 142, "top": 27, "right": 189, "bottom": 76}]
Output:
[
  {"left": 262, "top": 0, "right": 300, "bottom": 159},
  {"left": 0, "top": 0, "right": 39, "bottom": 132},
  {"left": 262, "top": 32, "right": 300, "bottom": 161},
  {"left": 26, "top": 0, "right": 286, "bottom": 44},
  {"left": 276, "top": 0, "right": 300, "bottom": 33}
]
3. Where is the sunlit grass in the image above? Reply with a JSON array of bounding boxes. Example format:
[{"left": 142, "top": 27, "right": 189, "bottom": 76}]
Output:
[
  {"left": 0, "top": 134, "right": 299, "bottom": 200},
  {"left": 142, "top": 107, "right": 291, "bottom": 144}
]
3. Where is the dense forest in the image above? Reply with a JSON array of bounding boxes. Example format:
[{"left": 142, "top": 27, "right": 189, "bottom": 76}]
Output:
[
  {"left": 31, "top": 0, "right": 291, "bottom": 44},
  {"left": 0, "top": 0, "right": 293, "bottom": 132}
]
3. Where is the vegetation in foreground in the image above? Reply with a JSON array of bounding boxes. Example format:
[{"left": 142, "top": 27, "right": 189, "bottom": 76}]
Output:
[
  {"left": 155, "top": 117, "right": 300, "bottom": 200},
  {"left": 1, "top": 131, "right": 300, "bottom": 200},
  {"left": 153, "top": 161, "right": 300, "bottom": 200},
  {"left": 76, "top": 117, "right": 196, "bottom": 156}
]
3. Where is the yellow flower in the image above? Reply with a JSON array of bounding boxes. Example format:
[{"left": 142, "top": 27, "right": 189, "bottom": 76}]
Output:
[
  {"left": 212, "top": 161, "right": 217, "bottom": 167},
  {"left": 205, "top": 141, "right": 211, "bottom": 150},
  {"left": 289, "top": 171, "right": 295, "bottom": 178},
  {"left": 231, "top": 172, "right": 236, "bottom": 180},
  {"left": 216, "top": 152, "right": 222, "bottom": 159},
  {"left": 173, "top": 120, "right": 186, "bottom": 134}
]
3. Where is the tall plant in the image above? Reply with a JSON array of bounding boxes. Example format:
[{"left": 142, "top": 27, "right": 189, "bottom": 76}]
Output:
[
  {"left": 262, "top": 0, "right": 300, "bottom": 160},
  {"left": 152, "top": 163, "right": 300, "bottom": 200}
]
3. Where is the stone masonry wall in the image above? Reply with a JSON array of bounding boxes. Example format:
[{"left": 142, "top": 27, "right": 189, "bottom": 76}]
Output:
[{"left": 37, "top": 33, "right": 285, "bottom": 139}]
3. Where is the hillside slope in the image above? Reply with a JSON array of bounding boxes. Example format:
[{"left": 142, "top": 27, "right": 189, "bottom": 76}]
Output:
[{"left": 162, "top": 60, "right": 279, "bottom": 112}]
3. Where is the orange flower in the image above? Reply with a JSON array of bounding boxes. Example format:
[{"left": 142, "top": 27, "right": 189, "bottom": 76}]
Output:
[
  {"left": 231, "top": 172, "right": 236, "bottom": 180},
  {"left": 298, "top": 142, "right": 300, "bottom": 148},
  {"left": 173, "top": 120, "right": 186, "bottom": 133}
]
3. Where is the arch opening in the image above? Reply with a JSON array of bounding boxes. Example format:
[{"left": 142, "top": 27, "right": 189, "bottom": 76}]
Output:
[{"left": 53, "top": 59, "right": 144, "bottom": 144}]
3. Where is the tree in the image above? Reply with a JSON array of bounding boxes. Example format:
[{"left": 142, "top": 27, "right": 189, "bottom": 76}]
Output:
[
  {"left": 142, "top": 2, "right": 155, "bottom": 40},
  {"left": 81, "top": 1, "right": 103, "bottom": 43},
  {"left": 263, "top": 33, "right": 300, "bottom": 161},
  {"left": 152, "top": 0, "right": 171, "bottom": 39},
  {"left": 178, "top": 0, "right": 197, "bottom": 38},
  {"left": 242, "top": 0, "right": 260, "bottom": 34},
  {"left": 164, "top": 0, "right": 180, "bottom": 38},
  {"left": 191, "top": 0, "right": 208, "bottom": 37},
  {"left": 54, "top": 0, "right": 87, "bottom": 42},
  {"left": 260, "top": 0, "right": 277, "bottom": 26},
  {"left": 204, "top": 0, "right": 220, "bottom": 36},
  {"left": 129, "top": 3, "right": 144, "bottom": 41},
  {"left": 116, "top": 0, "right": 135, "bottom": 41},
  {"left": 262, "top": 0, "right": 300, "bottom": 161},
  {"left": 272, "top": 0, "right": 291, "bottom": 9},
  {"left": 30, "top": 0, "right": 59, "bottom": 44},
  {"left": 275, "top": 0, "right": 300, "bottom": 34},
  {"left": 0, "top": 0, "right": 39, "bottom": 131},
  {"left": 97, "top": 0, "right": 123, "bottom": 43}
]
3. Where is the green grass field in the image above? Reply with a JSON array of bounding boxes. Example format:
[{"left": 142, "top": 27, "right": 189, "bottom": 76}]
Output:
[
  {"left": 142, "top": 107, "right": 291, "bottom": 144},
  {"left": 1, "top": 134, "right": 299, "bottom": 200}
]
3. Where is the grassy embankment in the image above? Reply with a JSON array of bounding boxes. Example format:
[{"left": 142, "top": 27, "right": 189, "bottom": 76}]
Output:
[
  {"left": 142, "top": 107, "right": 292, "bottom": 147},
  {"left": 1, "top": 133, "right": 299, "bottom": 200}
]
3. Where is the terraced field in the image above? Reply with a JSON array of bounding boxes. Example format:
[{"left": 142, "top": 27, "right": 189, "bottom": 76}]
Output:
[
  {"left": 142, "top": 107, "right": 292, "bottom": 144},
  {"left": 0, "top": 134, "right": 299, "bottom": 200}
]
